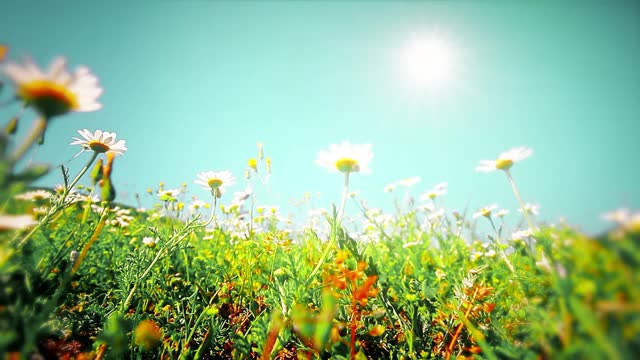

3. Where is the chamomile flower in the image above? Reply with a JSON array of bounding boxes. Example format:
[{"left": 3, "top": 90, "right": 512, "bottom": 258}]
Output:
[
  {"left": 14, "top": 189, "right": 52, "bottom": 202},
  {"left": 0, "top": 214, "right": 38, "bottom": 231},
  {"left": 495, "top": 209, "right": 509, "bottom": 218},
  {"left": 475, "top": 146, "right": 533, "bottom": 173},
  {"left": 142, "top": 237, "right": 159, "bottom": 247},
  {"left": 2, "top": 57, "right": 102, "bottom": 118},
  {"left": 194, "top": 171, "right": 235, "bottom": 197},
  {"left": 396, "top": 176, "right": 421, "bottom": 188},
  {"left": 315, "top": 141, "right": 373, "bottom": 174},
  {"left": 518, "top": 203, "right": 540, "bottom": 216},
  {"left": 419, "top": 182, "right": 448, "bottom": 201},
  {"left": 70, "top": 129, "right": 127, "bottom": 156},
  {"left": 473, "top": 204, "right": 498, "bottom": 219}
]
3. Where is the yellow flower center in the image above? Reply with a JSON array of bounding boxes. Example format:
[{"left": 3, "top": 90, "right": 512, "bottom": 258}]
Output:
[
  {"left": 207, "top": 178, "right": 223, "bottom": 189},
  {"left": 247, "top": 158, "right": 258, "bottom": 171},
  {"left": 335, "top": 158, "right": 359, "bottom": 173},
  {"left": 18, "top": 80, "right": 79, "bottom": 118},
  {"left": 88, "top": 141, "right": 110, "bottom": 153},
  {"left": 495, "top": 158, "right": 513, "bottom": 170},
  {"left": 481, "top": 208, "right": 492, "bottom": 217}
]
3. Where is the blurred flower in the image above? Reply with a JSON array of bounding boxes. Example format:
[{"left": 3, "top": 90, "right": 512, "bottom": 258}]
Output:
[
  {"left": 188, "top": 199, "right": 208, "bottom": 213},
  {"left": 134, "top": 320, "right": 163, "bottom": 351},
  {"left": 142, "top": 237, "right": 158, "bottom": 247},
  {"left": 602, "top": 208, "right": 640, "bottom": 234},
  {"left": 396, "top": 176, "right": 421, "bottom": 187},
  {"left": 473, "top": 204, "right": 498, "bottom": 219},
  {"left": 383, "top": 183, "right": 397, "bottom": 193},
  {"left": 495, "top": 209, "right": 509, "bottom": 218},
  {"left": 0, "top": 214, "right": 38, "bottom": 231},
  {"left": 194, "top": 170, "right": 235, "bottom": 197},
  {"left": 475, "top": 146, "right": 533, "bottom": 173},
  {"left": 419, "top": 182, "right": 448, "bottom": 201},
  {"left": 512, "top": 228, "right": 534, "bottom": 241},
  {"left": 315, "top": 141, "right": 373, "bottom": 174},
  {"left": 70, "top": 129, "right": 127, "bottom": 156},
  {"left": 518, "top": 203, "right": 540, "bottom": 216},
  {"left": 2, "top": 56, "right": 102, "bottom": 118},
  {"left": 14, "top": 189, "right": 51, "bottom": 202}
]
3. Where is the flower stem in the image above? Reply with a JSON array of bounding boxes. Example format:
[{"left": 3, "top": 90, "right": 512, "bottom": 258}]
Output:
[
  {"left": 202, "top": 195, "right": 218, "bottom": 227},
  {"left": 505, "top": 170, "right": 535, "bottom": 231},
  {"left": 9, "top": 117, "right": 46, "bottom": 165},
  {"left": 336, "top": 172, "right": 350, "bottom": 225}
]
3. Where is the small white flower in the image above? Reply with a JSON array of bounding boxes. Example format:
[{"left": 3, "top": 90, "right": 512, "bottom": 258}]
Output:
[
  {"left": 315, "top": 141, "right": 373, "bottom": 174},
  {"left": 383, "top": 183, "right": 397, "bottom": 193},
  {"left": 475, "top": 146, "right": 533, "bottom": 172},
  {"left": 512, "top": 228, "right": 535, "bottom": 241},
  {"left": 402, "top": 240, "right": 422, "bottom": 248},
  {"left": 419, "top": 182, "right": 448, "bottom": 201},
  {"left": 0, "top": 214, "right": 38, "bottom": 230},
  {"left": 158, "top": 188, "right": 181, "bottom": 201},
  {"left": 518, "top": 203, "right": 540, "bottom": 216},
  {"left": 484, "top": 249, "right": 497, "bottom": 257},
  {"left": 2, "top": 56, "right": 102, "bottom": 118},
  {"left": 495, "top": 209, "right": 509, "bottom": 218},
  {"left": 70, "top": 129, "right": 127, "bottom": 156},
  {"left": 194, "top": 170, "right": 235, "bottom": 197},
  {"left": 142, "top": 236, "right": 159, "bottom": 247},
  {"left": 188, "top": 199, "right": 208, "bottom": 213},
  {"left": 601, "top": 208, "right": 630, "bottom": 224},
  {"left": 473, "top": 204, "right": 498, "bottom": 219},
  {"left": 14, "top": 190, "right": 52, "bottom": 202},
  {"left": 396, "top": 176, "right": 421, "bottom": 187}
]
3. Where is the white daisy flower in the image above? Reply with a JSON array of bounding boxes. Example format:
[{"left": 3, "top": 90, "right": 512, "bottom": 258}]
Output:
[
  {"left": 495, "top": 209, "right": 509, "bottom": 218},
  {"left": 0, "top": 214, "right": 38, "bottom": 230},
  {"left": 194, "top": 170, "right": 235, "bottom": 197},
  {"left": 2, "top": 56, "right": 102, "bottom": 118},
  {"left": 70, "top": 129, "right": 127, "bottom": 156},
  {"left": 142, "top": 236, "right": 159, "bottom": 247},
  {"left": 315, "top": 141, "right": 373, "bottom": 174},
  {"left": 419, "top": 182, "right": 448, "bottom": 201},
  {"left": 188, "top": 199, "right": 208, "bottom": 213},
  {"left": 158, "top": 188, "right": 181, "bottom": 201},
  {"left": 473, "top": 204, "right": 498, "bottom": 219},
  {"left": 396, "top": 176, "right": 421, "bottom": 187},
  {"left": 601, "top": 208, "right": 630, "bottom": 224},
  {"left": 512, "top": 228, "right": 535, "bottom": 241},
  {"left": 518, "top": 203, "right": 540, "bottom": 216},
  {"left": 383, "top": 183, "right": 397, "bottom": 193},
  {"left": 14, "top": 189, "right": 52, "bottom": 202},
  {"left": 475, "top": 146, "right": 533, "bottom": 173}
]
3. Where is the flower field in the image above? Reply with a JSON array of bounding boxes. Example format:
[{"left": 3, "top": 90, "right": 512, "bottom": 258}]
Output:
[{"left": 1, "top": 46, "right": 639, "bottom": 359}]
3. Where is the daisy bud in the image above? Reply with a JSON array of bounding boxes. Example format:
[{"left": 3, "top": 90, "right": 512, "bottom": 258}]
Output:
[
  {"left": 257, "top": 142, "right": 264, "bottom": 160},
  {"left": 266, "top": 158, "right": 272, "bottom": 175},
  {"left": 90, "top": 158, "right": 104, "bottom": 185},
  {"left": 101, "top": 177, "right": 116, "bottom": 202},
  {"left": 247, "top": 158, "right": 258, "bottom": 172},
  {"left": 4, "top": 116, "right": 18, "bottom": 135},
  {"left": 244, "top": 169, "right": 250, "bottom": 180}
]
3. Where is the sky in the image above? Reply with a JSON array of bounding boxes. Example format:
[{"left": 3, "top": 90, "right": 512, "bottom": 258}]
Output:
[{"left": 2, "top": 0, "right": 639, "bottom": 235}]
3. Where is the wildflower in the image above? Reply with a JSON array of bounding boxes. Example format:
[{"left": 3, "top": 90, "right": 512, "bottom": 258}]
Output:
[
  {"left": 134, "top": 320, "right": 163, "bottom": 351},
  {"left": 512, "top": 228, "right": 534, "bottom": 241},
  {"left": 602, "top": 208, "right": 630, "bottom": 224},
  {"left": 188, "top": 199, "right": 208, "bottom": 213},
  {"left": 315, "top": 141, "right": 373, "bottom": 174},
  {"left": 158, "top": 188, "right": 181, "bottom": 201},
  {"left": 0, "top": 214, "right": 38, "bottom": 231},
  {"left": 14, "top": 189, "right": 52, "bottom": 202},
  {"left": 70, "top": 129, "right": 127, "bottom": 156},
  {"left": 2, "top": 57, "right": 102, "bottom": 118},
  {"left": 383, "top": 183, "right": 397, "bottom": 193},
  {"left": 194, "top": 170, "right": 235, "bottom": 197},
  {"left": 396, "top": 176, "right": 421, "bottom": 187},
  {"left": 518, "top": 203, "right": 540, "bottom": 216},
  {"left": 142, "top": 237, "right": 158, "bottom": 247},
  {"left": 495, "top": 209, "right": 509, "bottom": 218},
  {"left": 475, "top": 146, "right": 533, "bottom": 173},
  {"left": 419, "top": 182, "right": 448, "bottom": 201},
  {"left": 473, "top": 204, "right": 498, "bottom": 219},
  {"left": 247, "top": 158, "right": 258, "bottom": 172}
]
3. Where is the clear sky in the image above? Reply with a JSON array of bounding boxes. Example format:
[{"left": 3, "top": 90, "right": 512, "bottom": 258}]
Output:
[{"left": 2, "top": 0, "right": 639, "bottom": 234}]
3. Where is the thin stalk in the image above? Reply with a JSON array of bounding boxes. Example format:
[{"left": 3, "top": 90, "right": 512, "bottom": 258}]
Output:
[
  {"left": 505, "top": 170, "right": 535, "bottom": 231},
  {"left": 488, "top": 217, "right": 515, "bottom": 273},
  {"left": 9, "top": 116, "right": 46, "bottom": 165},
  {"left": 16, "top": 151, "right": 99, "bottom": 248}
]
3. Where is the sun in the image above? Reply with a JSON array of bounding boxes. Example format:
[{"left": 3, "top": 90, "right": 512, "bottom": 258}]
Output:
[{"left": 399, "top": 31, "right": 458, "bottom": 92}]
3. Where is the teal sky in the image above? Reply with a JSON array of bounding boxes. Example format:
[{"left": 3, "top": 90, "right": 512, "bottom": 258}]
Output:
[{"left": 2, "top": 1, "right": 639, "bottom": 235}]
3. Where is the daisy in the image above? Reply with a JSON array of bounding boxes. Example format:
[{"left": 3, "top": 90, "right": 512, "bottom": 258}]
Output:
[
  {"left": 0, "top": 214, "right": 38, "bottom": 231},
  {"left": 14, "top": 189, "right": 52, "bottom": 202},
  {"left": 396, "top": 176, "right": 421, "bottom": 187},
  {"left": 419, "top": 182, "right": 448, "bottom": 201},
  {"left": 475, "top": 146, "right": 533, "bottom": 173},
  {"left": 495, "top": 209, "right": 509, "bottom": 218},
  {"left": 158, "top": 188, "right": 181, "bottom": 200},
  {"left": 2, "top": 57, "right": 102, "bottom": 118},
  {"left": 70, "top": 129, "right": 127, "bottom": 156},
  {"left": 142, "top": 236, "right": 159, "bottom": 247},
  {"left": 473, "top": 204, "right": 498, "bottom": 219},
  {"left": 518, "top": 203, "right": 540, "bottom": 216},
  {"left": 315, "top": 141, "right": 373, "bottom": 174},
  {"left": 194, "top": 170, "right": 235, "bottom": 197}
]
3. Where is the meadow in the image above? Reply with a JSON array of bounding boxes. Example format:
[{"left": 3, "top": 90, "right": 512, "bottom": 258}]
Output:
[{"left": 1, "top": 47, "right": 639, "bottom": 360}]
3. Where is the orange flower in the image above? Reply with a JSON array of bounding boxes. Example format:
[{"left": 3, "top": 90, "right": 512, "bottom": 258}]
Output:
[{"left": 134, "top": 320, "right": 163, "bottom": 351}]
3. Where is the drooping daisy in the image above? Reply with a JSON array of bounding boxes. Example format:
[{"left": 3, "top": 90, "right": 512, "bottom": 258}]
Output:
[
  {"left": 315, "top": 141, "right": 373, "bottom": 174},
  {"left": 419, "top": 182, "right": 448, "bottom": 201},
  {"left": 142, "top": 237, "right": 159, "bottom": 247},
  {"left": 194, "top": 170, "right": 235, "bottom": 197},
  {"left": 70, "top": 129, "right": 127, "bottom": 156},
  {"left": 475, "top": 146, "right": 533, "bottom": 173},
  {"left": 472, "top": 204, "right": 498, "bottom": 219},
  {"left": 2, "top": 57, "right": 102, "bottom": 118},
  {"left": 14, "top": 189, "right": 52, "bottom": 202}
]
